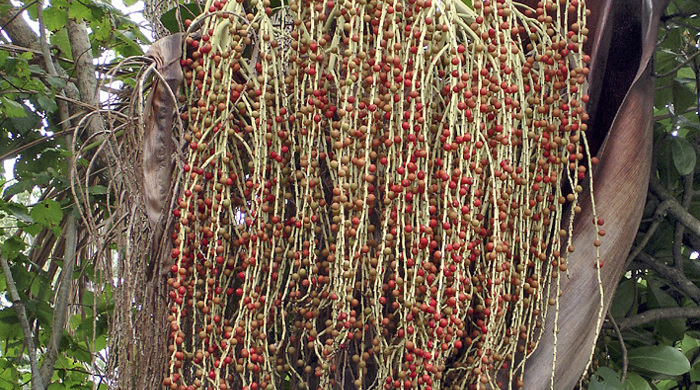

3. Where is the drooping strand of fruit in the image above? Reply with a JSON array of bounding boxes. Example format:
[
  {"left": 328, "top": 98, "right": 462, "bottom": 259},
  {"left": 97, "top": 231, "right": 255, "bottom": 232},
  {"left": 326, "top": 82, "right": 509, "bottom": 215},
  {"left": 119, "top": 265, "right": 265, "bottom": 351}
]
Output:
[{"left": 162, "top": 0, "right": 597, "bottom": 388}]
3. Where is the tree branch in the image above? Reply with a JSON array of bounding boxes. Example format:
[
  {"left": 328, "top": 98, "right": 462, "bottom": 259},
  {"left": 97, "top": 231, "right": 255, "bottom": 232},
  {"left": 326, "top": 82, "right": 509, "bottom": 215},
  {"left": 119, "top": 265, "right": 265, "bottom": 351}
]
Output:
[
  {"left": 40, "top": 214, "right": 78, "bottom": 386},
  {"left": 0, "top": 43, "right": 74, "bottom": 64},
  {"left": 660, "top": 9, "right": 700, "bottom": 21},
  {"left": 683, "top": 230, "right": 700, "bottom": 255},
  {"left": 36, "top": 5, "right": 57, "bottom": 77},
  {"left": 653, "top": 51, "right": 700, "bottom": 78},
  {"left": 673, "top": 171, "right": 695, "bottom": 270},
  {"left": 624, "top": 199, "right": 674, "bottom": 269},
  {"left": 0, "top": 1, "right": 81, "bottom": 100},
  {"left": 649, "top": 177, "right": 700, "bottom": 238},
  {"left": 637, "top": 252, "right": 700, "bottom": 303},
  {"left": 653, "top": 105, "right": 698, "bottom": 121},
  {"left": 0, "top": 3, "right": 39, "bottom": 50},
  {"left": 617, "top": 306, "right": 700, "bottom": 329},
  {"left": 66, "top": 18, "right": 104, "bottom": 138},
  {"left": 0, "top": 255, "right": 45, "bottom": 389},
  {"left": 1, "top": 1, "right": 127, "bottom": 387},
  {"left": 34, "top": 2, "right": 80, "bottom": 386},
  {"left": 608, "top": 315, "right": 628, "bottom": 383}
]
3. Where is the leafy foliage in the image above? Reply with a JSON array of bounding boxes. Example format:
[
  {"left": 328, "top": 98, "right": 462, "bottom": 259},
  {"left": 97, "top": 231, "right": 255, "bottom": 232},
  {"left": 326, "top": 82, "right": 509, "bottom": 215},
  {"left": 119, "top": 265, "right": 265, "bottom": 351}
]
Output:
[
  {"left": 590, "top": 2, "right": 700, "bottom": 389},
  {"left": 0, "top": 0, "right": 148, "bottom": 388}
]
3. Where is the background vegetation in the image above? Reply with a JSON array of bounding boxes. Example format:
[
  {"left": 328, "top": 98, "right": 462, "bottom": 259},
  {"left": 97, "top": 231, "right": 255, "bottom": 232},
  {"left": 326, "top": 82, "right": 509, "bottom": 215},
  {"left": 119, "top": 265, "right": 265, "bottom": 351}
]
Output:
[{"left": 586, "top": 1, "right": 700, "bottom": 389}]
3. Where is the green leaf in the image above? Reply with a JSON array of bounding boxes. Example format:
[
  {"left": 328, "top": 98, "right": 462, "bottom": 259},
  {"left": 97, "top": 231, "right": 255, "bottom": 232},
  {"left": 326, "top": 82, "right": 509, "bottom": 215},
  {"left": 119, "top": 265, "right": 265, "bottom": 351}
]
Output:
[
  {"left": 654, "top": 81, "right": 673, "bottom": 112},
  {"left": 0, "top": 307, "right": 20, "bottom": 327},
  {"left": 36, "top": 94, "right": 58, "bottom": 113},
  {"left": 46, "top": 75, "right": 66, "bottom": 91},
  {"left": 0, "top": 356, "right": 20, "bottom": 386},
  {"left": 22, "top": 1, "right": 39, "bottom": 20},
  {"left": 160, "top": 3, "right": 202, "bottom": 33},
  {"left": 30, "top": 199, "right": 64, "bottom": 235},
  {"left": 91, "top": 15, "right": 112, "bottom": 42},
  {"left": 123, "top": 0, "right": 139, "bottom": 5},
  {"left": 65, "top": 339, "right": 92, "bottom": 363},
  {"left": 88, "top": 185, "right": 108, "bottom": 195},
  {"left": 1, "top": 202, "right": 32, "bottom": 223},
  {"left": 13, "top": 148, "right": 67, "bottom": 188},
  {"left": 680, "top": 334, "right": 700, "bottom": 356},
  {"left": 50, "top": 28, "right": 73, "bottom": 62},
  {"left": 6, "top": 106, "right": 41, "bottom": 136},
  {"left": 68, "top": 1, "right": 92, "bottom": 21},
  {"left": 676, "top": 67, "right": 695, "bottom": 80},
  {"left": 690, "top": 360, "right": 700, "bottom": 383},
  {"left": 26, "top": 299, "right": 54, "bottom": 328},
  {"left": 0, "top": 309, "right": 22, "bottom": 342},
  {"left": 461, "top": 0, "right": 473, "bottom": 10},
  {"left": 628, "top": 345, "right": 691, "bottom": 376},
  {"left": 3, "top": 181, "right": 35, "bottom": 200},
  {"left": 648, "top": 281, "right": 685, "bottom": 341},
  {"left": 677, "top": 117, "right": 700, "bottom": 132},
  {"left": 672, "top": 79, "right": 696, "bottom": 116},
  {"left": 22, "top": 223, "right": 42, "bottom": 236},
  {"left": 30, "top": 274, "right": 53, "bottom": 303},
  {"left": 590, "top": 367, "right": 623, "bottom": 390},
  {"left": 1, "top": 237, "right": 25, "bottom": 261},
  {"left": 9, "top": 259, "right": 32, "bottom": 294},
  {"left": 1, "top": 98, "right": 27, "bottom": 118},
  {"left": 93, "top": 334, "right": 107, "bottom": 352},
  {"left": 0, "top": 50, "right": 7, "bottom": 68},
  {"left": 28, "top": 64, "right": 45, "bottom": 75},
  {"left": 113, "top": 30, "right": 144, "bottom": 57},
  {"left": 624, "top": 373, "right": 652, "bottom": 390},
  {"left": 671, "top": 137, "right": 696, "bottom": 175},
  {"left": 611, "top": 278, "right": 636, "bottom": 318},
  {"left": 43, "top": 5, "right": 69, "bottom": 31}
]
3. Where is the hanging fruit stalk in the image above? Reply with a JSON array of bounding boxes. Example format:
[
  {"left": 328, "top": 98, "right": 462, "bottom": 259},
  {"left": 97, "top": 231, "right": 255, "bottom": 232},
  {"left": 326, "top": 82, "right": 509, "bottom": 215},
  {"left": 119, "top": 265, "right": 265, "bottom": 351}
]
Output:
[{"left": 163, "top": 0, "right": 602, "bottom": 388}]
